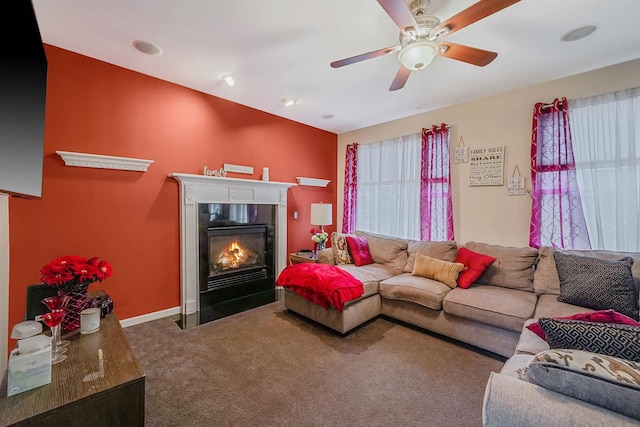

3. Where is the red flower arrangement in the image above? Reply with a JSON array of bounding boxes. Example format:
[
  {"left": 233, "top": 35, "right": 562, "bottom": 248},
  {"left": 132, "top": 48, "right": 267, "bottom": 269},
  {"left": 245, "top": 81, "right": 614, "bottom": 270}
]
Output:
[{"left": 40, "top": 255, "right": 113, "bottom": 292}]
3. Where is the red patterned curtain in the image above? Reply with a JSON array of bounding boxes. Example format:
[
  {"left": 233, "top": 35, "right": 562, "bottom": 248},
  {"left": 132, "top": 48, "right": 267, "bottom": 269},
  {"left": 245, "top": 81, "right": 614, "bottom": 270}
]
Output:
[
  {"left": 342, "top": 143, "right": 358, "bottom": 233},
  {"left": 420, "top": 125, "right": 454, "bottom": 241},
  {"left": 530, "top": 98, "right": 590, "bottom": 249}
]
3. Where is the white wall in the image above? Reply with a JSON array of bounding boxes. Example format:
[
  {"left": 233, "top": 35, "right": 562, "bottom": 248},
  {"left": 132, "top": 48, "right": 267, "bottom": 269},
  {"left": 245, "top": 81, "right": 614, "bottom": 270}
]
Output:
[
  {"left": 338, "top": 59, "right": 640, "bottom": 247},
  {"left": 1, "top": 193, "right": 8, "bottom": 373}
]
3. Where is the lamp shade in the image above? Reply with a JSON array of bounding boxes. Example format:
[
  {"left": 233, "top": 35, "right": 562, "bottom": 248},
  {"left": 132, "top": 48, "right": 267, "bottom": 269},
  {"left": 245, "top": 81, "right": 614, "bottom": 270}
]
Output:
[{"left": 310, "top": 203, "right": 332, "bottom": 226}]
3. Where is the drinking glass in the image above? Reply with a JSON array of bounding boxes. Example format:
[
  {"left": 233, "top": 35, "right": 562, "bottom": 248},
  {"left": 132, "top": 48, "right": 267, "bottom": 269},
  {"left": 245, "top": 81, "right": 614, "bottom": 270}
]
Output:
[
  {"left": 42, "top": 295, "right": 71, "bottom": 348},
  {"left": 40, "top": 310, "right": 67, "bottom": 364}
]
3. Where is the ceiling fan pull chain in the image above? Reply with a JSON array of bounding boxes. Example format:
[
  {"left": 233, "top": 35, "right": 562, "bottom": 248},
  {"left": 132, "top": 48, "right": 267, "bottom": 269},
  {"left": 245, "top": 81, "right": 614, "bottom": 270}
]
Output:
[{"left": 414, "top": 70, "right": 421, "bottom": 109}]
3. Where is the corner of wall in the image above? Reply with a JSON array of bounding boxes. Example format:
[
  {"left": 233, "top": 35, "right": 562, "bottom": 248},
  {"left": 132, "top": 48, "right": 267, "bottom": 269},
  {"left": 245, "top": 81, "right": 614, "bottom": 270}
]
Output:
[{"left": 1, "top": 193, "right": 9, "bottom": 369}]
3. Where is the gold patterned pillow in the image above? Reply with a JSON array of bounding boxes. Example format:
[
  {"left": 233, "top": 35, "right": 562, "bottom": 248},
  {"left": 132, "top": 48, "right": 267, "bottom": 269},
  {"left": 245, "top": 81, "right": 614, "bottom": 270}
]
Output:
[
  {"left": 411, "top": 253, "right": 465, "bottom": 288},
  {"left": 331, "top": 232, "right": 353, "bottom": 265}
]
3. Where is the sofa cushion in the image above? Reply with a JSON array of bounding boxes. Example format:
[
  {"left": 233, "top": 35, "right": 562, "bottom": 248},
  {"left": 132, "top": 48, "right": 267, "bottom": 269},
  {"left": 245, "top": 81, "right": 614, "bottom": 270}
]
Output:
[
  {"left": 534, "top": 293, "right": 597, "bottom": 319},
  {"left": 515, "top": 319, "right": 550, "bottom": 355},
  {"left": 330, "top": 232, "right": 354, "bottom": 265},
  {"left": 379, "top": 273, "right": 452, "bottom": 310},
  {"left": 454, "top": 247, "right": 497, "bottom": 289},
  {"left": 411, "top": 254, "right": 465, "bottom": 288},
  {"left": 336, "top": 263, "right": 396, "bottom": 296},
  {"left": 538, "top": 318, "right": 640, "bottom": 362},
  {"left": 403, "top": 240, "right": 458, "bottom": 273},
  {"left": 534, "top": 246, "right": 640, "bottom": 296},
  {"left": 553, "top": 252, "right": 639, "bottom": 320},
  {"left": 443, "top": 285, "right": 537, "bottom": 332},
  {"left": 353, "top": 230, "right": 408, "bottom": 274},
  {"left": 528, "top": 349, "right": 640, "bottom": 421},
  {"left": 464, "top": 242, "right": 538, "bottom": 292},
  {"left": 345, "top": 235, "right": 373, "bottom": 266},
  {"left": 527, "top": 309, "right": 640, "bottom": 340}
]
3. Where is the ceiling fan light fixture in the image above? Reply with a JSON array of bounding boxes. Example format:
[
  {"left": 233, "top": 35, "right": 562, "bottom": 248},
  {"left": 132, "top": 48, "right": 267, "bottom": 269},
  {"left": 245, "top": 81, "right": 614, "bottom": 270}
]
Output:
[{"left": 398, "top": 40, "right": 438, "bottom": 70}]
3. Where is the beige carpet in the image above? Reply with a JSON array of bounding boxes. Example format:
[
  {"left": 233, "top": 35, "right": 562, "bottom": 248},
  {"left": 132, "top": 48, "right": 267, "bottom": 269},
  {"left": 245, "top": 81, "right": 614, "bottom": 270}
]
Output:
[{"left": 124, "top": 300, "right": 505, "bottom": 427}]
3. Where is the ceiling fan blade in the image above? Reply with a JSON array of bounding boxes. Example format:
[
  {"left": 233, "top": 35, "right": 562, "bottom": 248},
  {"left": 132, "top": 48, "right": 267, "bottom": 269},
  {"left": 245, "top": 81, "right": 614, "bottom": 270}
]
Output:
[
  {"left": 389, "top": 65, "right": 411, "bottom": 91},
  {"left": 439, "top": 42, "right": 497, "bottom": 66},
  {"left": 331, "top": 46, "right": 399, "bottom": 68},
  {"left": 377, "top": 0, "right": 418, "bottom": 32},
  {"left": 434, "top": 0, "right": 520, "bottom": 36}
]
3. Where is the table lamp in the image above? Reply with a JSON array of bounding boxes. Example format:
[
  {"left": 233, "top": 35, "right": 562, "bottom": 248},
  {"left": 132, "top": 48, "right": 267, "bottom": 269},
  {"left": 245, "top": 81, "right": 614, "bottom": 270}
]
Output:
[{"left": 310, "top": 203, "right": 332, "bottom": 233}]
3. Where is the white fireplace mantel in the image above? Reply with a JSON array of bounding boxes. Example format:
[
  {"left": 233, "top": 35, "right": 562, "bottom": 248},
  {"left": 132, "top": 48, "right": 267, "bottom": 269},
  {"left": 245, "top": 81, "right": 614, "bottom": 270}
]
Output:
[{"left": 169, "top": 173, "right": 295, "bottom": 315}]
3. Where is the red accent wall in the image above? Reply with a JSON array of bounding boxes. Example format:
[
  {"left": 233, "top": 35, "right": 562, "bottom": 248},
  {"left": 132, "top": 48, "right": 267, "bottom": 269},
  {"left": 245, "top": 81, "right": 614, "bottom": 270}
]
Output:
[{"left": 8, "top": 45, "right": 337, "bottom": 345}]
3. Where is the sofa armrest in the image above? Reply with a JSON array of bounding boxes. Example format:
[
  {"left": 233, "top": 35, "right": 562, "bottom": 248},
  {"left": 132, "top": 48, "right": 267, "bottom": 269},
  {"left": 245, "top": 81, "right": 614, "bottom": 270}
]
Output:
[
  {"left": 316, "top": 248, "right": 335, "bottom": 265},
  {"left": 482, "top": 372, "right": 640, "bottom": 427}
]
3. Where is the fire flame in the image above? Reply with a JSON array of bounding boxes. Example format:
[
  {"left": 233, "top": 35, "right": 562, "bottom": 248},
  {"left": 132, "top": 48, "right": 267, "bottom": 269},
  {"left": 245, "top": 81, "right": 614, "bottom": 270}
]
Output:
[{"left": 229, "top": 242, "right": 244, "bottom": 259}]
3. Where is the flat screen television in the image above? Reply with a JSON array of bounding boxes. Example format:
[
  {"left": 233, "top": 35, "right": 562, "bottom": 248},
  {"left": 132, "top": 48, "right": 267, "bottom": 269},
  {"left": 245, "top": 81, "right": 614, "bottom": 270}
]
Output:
[{"left": 0, "top": 1, "right": 47, "bottom": 198}]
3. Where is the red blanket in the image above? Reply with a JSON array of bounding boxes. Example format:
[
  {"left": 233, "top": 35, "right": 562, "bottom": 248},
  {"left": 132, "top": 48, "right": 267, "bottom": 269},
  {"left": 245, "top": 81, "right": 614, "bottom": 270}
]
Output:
[{"left": 276, "top": 263, "right": 364, "bottom": 311}]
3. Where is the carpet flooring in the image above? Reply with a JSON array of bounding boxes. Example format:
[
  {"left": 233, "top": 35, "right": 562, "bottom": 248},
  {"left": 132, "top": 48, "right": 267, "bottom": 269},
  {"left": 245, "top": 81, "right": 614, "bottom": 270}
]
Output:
[{"left": 124, "top": 300, "right": 505, "bottom": 427}]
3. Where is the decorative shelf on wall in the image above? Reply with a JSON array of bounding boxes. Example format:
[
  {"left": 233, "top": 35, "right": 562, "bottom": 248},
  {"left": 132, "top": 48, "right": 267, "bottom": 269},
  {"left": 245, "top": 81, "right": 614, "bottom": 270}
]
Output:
[
  {"left": 56, "top": 151, "right": 154, "bottom": 172},
  {"left": 296, "top": 177, "right": 330, "bottom": 187}
]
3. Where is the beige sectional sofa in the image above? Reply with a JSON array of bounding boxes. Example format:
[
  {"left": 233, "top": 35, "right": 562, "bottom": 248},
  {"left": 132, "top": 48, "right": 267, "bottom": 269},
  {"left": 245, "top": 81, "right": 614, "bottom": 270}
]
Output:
[{"left": 282, "top": 230, "right": 640, "bottom": 426}]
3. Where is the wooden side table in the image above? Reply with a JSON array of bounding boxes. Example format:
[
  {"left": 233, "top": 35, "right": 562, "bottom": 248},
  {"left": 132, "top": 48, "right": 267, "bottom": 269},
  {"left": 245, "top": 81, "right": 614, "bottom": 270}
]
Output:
[
  {"left": 0, "top": 313, "right": 145, "bottom": 426},
  {"left": 289, "top": 252, "right": 318, "bottom": 265}
]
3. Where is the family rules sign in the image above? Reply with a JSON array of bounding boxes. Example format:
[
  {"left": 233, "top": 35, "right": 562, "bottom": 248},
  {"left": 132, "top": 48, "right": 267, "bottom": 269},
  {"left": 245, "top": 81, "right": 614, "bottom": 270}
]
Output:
[{"left": 469, "top": 146, "right": 505, "bottom": 186}]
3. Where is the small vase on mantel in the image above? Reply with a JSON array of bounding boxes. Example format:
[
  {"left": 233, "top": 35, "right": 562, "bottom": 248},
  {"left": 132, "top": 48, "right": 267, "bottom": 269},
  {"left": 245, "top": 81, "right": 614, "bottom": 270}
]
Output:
[{"left": 58, "top": 287, "right": 90, "bottom": 332}]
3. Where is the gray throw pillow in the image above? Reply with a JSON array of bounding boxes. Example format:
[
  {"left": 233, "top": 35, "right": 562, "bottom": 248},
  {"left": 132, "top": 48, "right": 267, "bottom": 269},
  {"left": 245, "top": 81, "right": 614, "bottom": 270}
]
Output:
[
  {"left": 538, "top": 318, "right": 640, "bottom": 362},
  {"left": 528, "top": 349, "right": 640, "bottom": 421},
  {"left": 553, "top": 252, "right": 639, "bottom": 320}
]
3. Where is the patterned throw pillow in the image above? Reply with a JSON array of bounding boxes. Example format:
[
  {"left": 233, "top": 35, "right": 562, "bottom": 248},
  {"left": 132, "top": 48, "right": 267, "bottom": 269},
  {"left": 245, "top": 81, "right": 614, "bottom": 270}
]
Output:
[
  {"left": 526, "top": 309, "right": 640, "bottom": 340},
  {"left": 553, "top": 252, "right": 639, "bottom": 320},
  {"left": 331, "top": 232, "right": 353, "bottom": 265},
  {"left": 528, "top": 349, "right": 640, "bottom": 421},
  {"left": 411, "top": 253, "right": 465, "bottom": 289},
  {"left": 538, "top": 318, "right": 640, "bottom": 362}
]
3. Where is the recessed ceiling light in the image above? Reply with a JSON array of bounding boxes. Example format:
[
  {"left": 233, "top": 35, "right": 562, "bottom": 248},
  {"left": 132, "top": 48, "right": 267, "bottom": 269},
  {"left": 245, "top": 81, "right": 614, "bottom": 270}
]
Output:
[
  {"left": 221, "top": 75, "right": 235, "bottom": 86},
  {"left": 321, "top": 113, "right": 335, "bottom": 119},
  {"left": 281, "top": 98, "right": 295, "bottom": 107},
  {"left": 133, "top": 40, "right": 163, "bottom": 56},
  {"left": 561, "top": 25, "right": 597, "bottom": 42}
]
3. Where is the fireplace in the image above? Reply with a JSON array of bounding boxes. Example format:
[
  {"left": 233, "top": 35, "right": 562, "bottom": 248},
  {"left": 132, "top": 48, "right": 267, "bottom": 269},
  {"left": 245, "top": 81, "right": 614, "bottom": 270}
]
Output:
[
  {"left": 206, "top": 225, "right": 268, "bottom": 285},
  {"left": 170, "top": 173, "right": 295, "bottom": 328},
  {"left": 198, "top": 203, "right": 276, "bottom": 323}
]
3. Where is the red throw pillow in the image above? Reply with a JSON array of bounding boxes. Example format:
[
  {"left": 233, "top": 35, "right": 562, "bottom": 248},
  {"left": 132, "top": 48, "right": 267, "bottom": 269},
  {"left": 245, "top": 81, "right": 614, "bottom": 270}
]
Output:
[
  {"left": 345, "top": 236, "right": 373, "bottom": 266},
  {"left": 527, "top": 309, "right": 640, "bottom": 340},
  {"left": 454, "top": 247, "right": 497, "bottom": 289}
]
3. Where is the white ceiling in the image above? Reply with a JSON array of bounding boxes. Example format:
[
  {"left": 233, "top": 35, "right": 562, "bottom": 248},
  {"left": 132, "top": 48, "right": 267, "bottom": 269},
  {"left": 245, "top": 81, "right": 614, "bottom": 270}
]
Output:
[{"left": 31, "top": 0, "right": 640, "bottom": 134}]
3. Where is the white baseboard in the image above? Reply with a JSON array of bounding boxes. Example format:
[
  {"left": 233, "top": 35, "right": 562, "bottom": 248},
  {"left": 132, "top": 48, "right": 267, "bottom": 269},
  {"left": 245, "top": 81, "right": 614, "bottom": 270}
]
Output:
[{"left": 119, "top": 306, "right": 181, "bottom": 328}]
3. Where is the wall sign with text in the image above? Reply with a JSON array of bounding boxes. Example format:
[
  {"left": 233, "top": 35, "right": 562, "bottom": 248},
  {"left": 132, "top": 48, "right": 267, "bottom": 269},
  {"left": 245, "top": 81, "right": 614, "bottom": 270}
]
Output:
[{"left": 469, "top": 146, "right": 505, "bottom": 186}]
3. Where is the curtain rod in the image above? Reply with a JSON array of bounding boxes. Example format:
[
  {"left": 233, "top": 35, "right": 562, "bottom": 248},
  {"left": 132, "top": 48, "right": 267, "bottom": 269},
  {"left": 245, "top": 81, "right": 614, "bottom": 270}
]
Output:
[
  {"left": 423, "top": 125, "right": 451, "bottom": 134},
  {"left": 541, "top": 99, "right": 565, "bottom": 109}
]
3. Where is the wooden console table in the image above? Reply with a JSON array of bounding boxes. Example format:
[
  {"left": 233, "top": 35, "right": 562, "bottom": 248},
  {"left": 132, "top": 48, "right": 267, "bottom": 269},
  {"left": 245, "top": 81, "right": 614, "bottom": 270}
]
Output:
[{"left": 0, "top": 313, "right": 145, "bottom": 426}]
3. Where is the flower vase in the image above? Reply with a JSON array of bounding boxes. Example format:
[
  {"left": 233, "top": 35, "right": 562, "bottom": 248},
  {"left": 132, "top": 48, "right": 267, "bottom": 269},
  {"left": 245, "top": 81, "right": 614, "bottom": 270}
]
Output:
[
  {"left": 318, "top": 241, "right": 326, "bottom": 252},
  {"left": 58, "top": 288, "right": 89, "bottom": 332}
]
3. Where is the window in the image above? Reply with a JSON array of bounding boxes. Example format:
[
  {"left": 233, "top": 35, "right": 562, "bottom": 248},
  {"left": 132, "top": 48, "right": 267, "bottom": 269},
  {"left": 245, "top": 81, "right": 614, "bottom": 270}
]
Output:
[
  {"left": 356, "top": 133, "right": 422, "bottom": 239},
  {"left": 353, "top": 125, "right": 453, "bottom": 241},
  {"left": 568, "top": 87, "right": 640, "bottom": 251}
]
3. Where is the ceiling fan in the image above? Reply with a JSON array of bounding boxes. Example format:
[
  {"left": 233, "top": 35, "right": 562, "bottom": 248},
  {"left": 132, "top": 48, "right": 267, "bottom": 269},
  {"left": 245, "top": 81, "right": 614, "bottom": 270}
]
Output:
[{"left": 330, "top": 0, "right": 521, "bottom": 91}]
